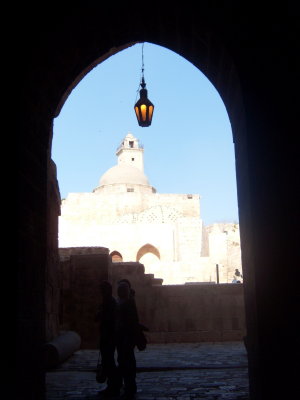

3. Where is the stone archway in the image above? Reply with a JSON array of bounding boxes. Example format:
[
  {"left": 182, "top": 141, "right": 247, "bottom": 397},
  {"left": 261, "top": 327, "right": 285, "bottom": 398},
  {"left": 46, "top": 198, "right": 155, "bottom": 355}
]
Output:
[
  {"left": 136, "top": 244, "right": 160, "bottom": 262},
  {"left": 17, "top": 6, "right": 288, "bottom": 400},
  {"left": 137, "top": 244, "right": 161, "bottom": 277}
]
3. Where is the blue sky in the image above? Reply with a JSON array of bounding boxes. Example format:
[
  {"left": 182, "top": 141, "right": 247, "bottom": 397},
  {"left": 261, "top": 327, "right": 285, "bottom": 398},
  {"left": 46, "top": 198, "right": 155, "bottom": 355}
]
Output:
[{"left": 52, "top": 42, "right": 239, "bottom": 226}]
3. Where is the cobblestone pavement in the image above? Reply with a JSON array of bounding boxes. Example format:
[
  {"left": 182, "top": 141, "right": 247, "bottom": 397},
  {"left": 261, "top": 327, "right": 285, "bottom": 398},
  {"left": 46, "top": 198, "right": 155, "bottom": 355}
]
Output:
[{"left": 46, "top": 342, "right": 249, "bottom": 399}]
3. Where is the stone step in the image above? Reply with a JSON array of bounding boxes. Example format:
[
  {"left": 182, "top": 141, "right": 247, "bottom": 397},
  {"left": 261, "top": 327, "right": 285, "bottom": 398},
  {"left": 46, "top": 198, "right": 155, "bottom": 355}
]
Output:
[
  {"left": 144, "top": 274, "right": 163, "bottom": 286},
  {"left": 151, "top": 278, "right": 163, "bottom": 286},
  {"left": 144, "top": 273, "right": 155, "bottom": 279}
]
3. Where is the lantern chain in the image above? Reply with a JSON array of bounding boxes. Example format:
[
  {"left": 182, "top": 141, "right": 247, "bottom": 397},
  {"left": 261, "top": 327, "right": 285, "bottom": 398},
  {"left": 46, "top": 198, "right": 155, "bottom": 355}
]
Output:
[{"left": 135, "top": 42, "right": 145, "bottom": 103}]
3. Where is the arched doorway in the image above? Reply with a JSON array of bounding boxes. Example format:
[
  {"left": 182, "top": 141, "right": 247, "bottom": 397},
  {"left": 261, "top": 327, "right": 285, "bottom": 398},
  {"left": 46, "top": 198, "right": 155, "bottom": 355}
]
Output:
[
  {"left": 136, "top": 244, "right": 161, "bottom": 276},
  {"left": 137, "top": 244, "right": 160, "bottom": 261}
]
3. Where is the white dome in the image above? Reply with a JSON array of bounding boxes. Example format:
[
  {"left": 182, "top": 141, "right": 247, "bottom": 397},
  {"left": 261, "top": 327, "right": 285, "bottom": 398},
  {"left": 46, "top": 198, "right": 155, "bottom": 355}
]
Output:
[{"left": 99, "top": 164, "right": 150, "bottom": 186}]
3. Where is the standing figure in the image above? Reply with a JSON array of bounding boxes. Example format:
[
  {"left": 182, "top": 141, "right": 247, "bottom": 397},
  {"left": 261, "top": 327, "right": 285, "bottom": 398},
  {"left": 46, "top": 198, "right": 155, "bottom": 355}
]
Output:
[
  {"left": 96, "top": 280, "right": 121, "bottom": 397},
  {"left": 115, "top": 280, "right": 139, "bottom": 399}
]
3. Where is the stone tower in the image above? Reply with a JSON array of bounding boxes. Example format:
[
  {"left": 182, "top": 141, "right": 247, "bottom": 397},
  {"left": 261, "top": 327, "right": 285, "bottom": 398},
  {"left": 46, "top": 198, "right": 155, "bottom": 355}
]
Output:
[{"left": 116, "top": 133, "right": 144, "bottom": 172}]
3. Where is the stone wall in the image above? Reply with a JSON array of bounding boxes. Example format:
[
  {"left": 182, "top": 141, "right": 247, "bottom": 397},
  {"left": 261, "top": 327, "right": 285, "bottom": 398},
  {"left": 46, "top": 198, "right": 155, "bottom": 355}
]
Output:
[
  {"left": 59, "top": 253, "right": 246, "bottom": 348},
  {"left": 59, "top": 248, "right": 110, "bottom": 348},
  {"left": 111, "top": 263, "right": 246, "bottom": 343},
  {"left": 59, "top": 246, "right": 109, "bottom": 260},
  {"left": 45, "top": 160, "right": 61, "bottom": 342},
  {"left": 141, "top": 283, "right": 246, "bottom": 343},
  {"left": 206, "top": 223, "right": 242, "bottom": 283},
  {"left": 59, "top": 194, "right": 243, "bottom": 285}
]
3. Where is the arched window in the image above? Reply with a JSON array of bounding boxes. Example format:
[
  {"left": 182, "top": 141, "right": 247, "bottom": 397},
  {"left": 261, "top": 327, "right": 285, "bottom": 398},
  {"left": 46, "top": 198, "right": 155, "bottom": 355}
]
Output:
[{"left": 110, "top": 251, "right": 123, "bottom": 262}]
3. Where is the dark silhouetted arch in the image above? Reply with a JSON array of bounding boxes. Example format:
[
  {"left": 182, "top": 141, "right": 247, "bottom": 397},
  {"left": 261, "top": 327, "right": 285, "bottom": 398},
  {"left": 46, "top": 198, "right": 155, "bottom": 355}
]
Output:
[{"left": 17, "top": 6, "right": 289, "bottom": 400}]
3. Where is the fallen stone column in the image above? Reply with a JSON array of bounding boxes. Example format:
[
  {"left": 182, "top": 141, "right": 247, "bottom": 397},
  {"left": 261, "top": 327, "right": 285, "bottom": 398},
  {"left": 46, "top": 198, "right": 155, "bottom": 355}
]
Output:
[{"left": 44, "top": 330, "right": 81, "bottom": 369}]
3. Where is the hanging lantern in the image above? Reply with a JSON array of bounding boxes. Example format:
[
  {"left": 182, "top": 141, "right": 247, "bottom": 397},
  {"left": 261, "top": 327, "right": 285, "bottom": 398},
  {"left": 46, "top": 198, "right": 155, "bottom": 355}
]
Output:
[
  {"left": 134, "top": 77, "right": 154, "bottom": 127},
  {"left": 134, "top": 43, "right": 154, "bottom": 127}
]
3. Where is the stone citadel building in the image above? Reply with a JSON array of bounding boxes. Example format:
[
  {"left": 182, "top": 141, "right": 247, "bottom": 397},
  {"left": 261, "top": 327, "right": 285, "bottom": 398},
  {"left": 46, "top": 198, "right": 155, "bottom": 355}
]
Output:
[{"left": 59, "top": 133, "right": 242, "bottom": 284}]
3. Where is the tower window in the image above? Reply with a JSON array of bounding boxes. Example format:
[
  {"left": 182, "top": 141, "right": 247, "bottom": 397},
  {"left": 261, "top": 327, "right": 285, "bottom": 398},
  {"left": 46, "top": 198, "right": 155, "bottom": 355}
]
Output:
[
  {"left": 131, "top": 158, "right": 135, "bottom": 161},
  {"left": 129, "top": 141, "right": 134, "bottom": 148},
  {"left": 187, "top": 194, "right": 193, "bottom": 199},
  {"left": 127, "top": 188, "right": 134, "bottom": 192}
]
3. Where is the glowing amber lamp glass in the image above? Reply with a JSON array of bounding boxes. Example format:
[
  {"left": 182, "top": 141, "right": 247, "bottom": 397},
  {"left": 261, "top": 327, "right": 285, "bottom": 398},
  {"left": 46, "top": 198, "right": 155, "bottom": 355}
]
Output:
[{"left": 141, "top": 104, "right": 147, "bottom": 121}]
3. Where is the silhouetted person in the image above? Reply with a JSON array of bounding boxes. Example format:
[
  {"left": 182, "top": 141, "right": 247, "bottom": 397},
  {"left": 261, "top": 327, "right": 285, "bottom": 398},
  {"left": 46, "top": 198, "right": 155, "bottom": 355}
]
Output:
[
  {"left": 118, "top": 279, "right": 149, "bottom": 351},
  {"left": 118, "top": 279, "right": 136, "bottom": 300},
  {"left": 96, "top": 280, "right": 120, "bottom": 397},
  {"left": 115, "top": 280, "right": 139, "bottom": 399}
]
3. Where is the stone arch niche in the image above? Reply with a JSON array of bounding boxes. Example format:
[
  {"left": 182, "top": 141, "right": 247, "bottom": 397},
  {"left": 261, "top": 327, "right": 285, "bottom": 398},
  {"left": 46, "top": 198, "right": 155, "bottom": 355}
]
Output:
[
  {"left": 17, "top": 6, "right": 289, "bottom": 400},
  {"left": 136, "top": 244, "right": 161, "bottom": 276},
  {"left": 110, "top": 250, "right": 123, "bottom": 262}
]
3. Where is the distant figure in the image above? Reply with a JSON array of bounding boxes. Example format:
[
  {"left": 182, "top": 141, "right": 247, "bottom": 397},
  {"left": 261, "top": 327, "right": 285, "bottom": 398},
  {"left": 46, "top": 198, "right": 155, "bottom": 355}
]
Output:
[
  {"left": 232, "top": 268, "right": 243, "bottom": 283},
  {"left": 115, "top": 279, "right": 140, "bottom": 399},
  {"left": 96, "top": 280, "right": 120, "bottom": 397}
]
